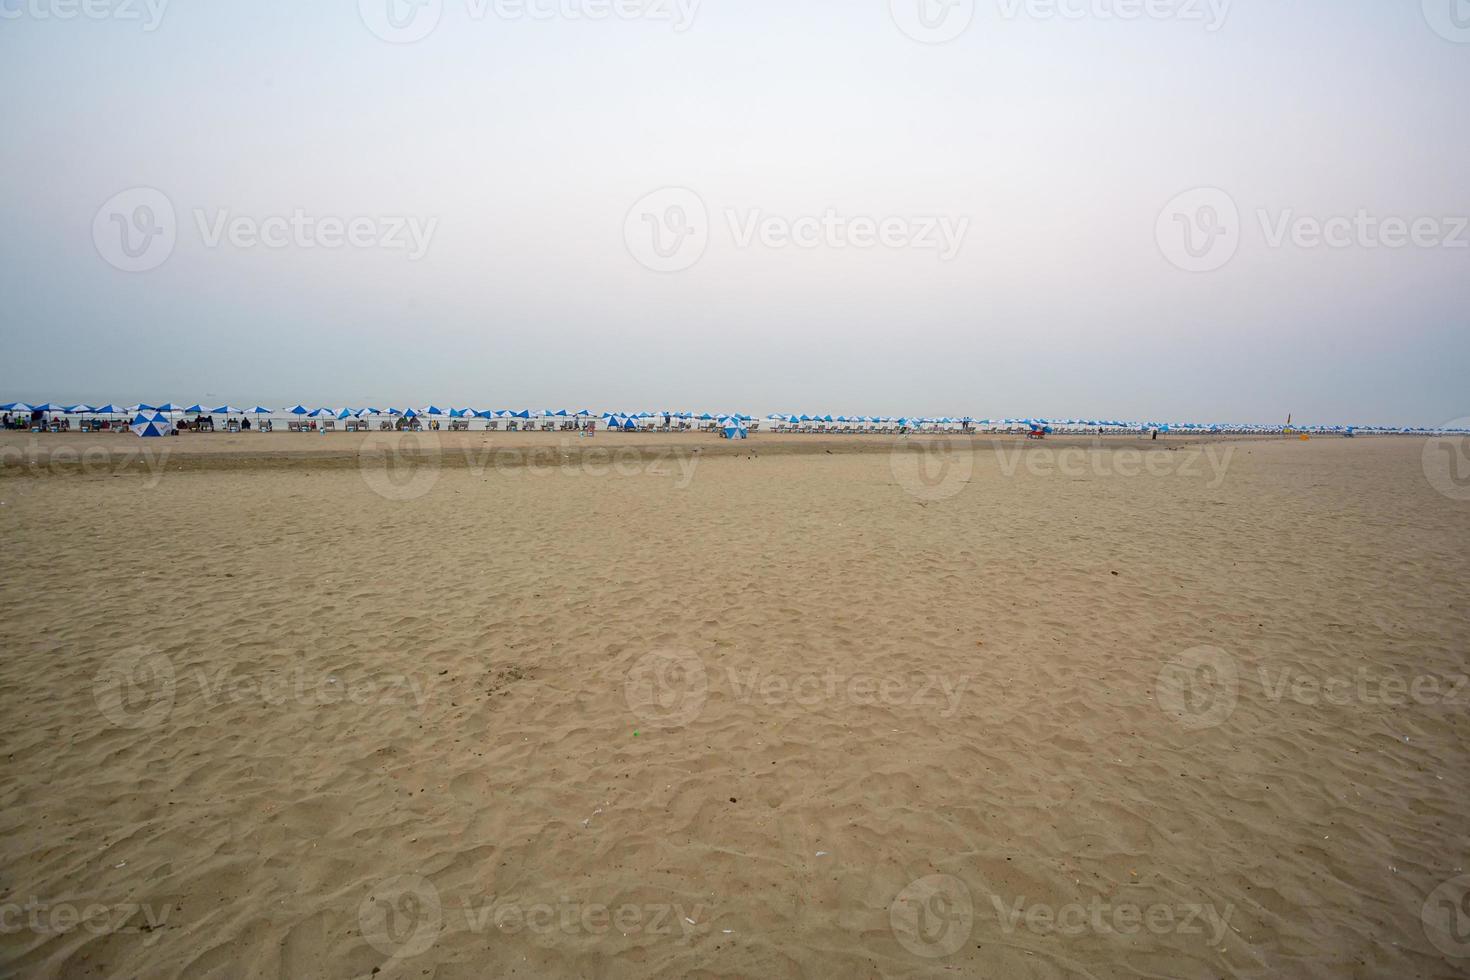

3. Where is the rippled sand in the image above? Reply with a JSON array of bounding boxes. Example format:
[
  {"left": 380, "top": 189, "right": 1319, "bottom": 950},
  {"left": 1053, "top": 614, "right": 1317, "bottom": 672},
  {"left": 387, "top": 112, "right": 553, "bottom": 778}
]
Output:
[{"left": 1, "top": 433, "right": 1466, "bottom": 978}]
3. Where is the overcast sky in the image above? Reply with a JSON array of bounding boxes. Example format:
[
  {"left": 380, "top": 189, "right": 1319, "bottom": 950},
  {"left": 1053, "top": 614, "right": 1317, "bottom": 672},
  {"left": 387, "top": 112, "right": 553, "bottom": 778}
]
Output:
[{"left": 2, "top": 0, "right": 1466, "bottom": 425}]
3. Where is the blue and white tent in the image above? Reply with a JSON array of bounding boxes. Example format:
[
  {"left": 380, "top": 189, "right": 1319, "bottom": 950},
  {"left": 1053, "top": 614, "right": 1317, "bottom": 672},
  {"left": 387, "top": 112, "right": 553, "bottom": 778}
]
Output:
[
  {"left": 720, "top": 416, "right": 748, "bottom": 439},
  {"left": 131, "top": 411, "right": 174, "bottom": 437}
]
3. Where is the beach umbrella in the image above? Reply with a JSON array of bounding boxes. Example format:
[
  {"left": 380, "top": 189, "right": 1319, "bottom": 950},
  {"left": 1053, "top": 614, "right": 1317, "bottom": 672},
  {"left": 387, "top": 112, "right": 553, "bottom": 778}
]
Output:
[
  {"left": 336, "top": 408, "right": 356, "bottom": 420},
  {"left": 210, "top": 405, "right": 243, "bottom": 414},
  {"left": 285, "top": 405, "right": 310, "bottom": 417},
  {"left": 90, "top": 404, "right": 122, "bottom": 415},
  {"left": 182, "top": 403, "right": 207, "bottom": 414},
  {"left": 246, "top": 406, "right": 272, "bottom": 415},
  {"left": 0, "top": 402, "right": 31, "bottom": 412},
  {"left": 29, "top": 402, "right": 64, "bottom": 412},
  {"left": 130, "top": 411, "right": 173, "bottom": 437}
]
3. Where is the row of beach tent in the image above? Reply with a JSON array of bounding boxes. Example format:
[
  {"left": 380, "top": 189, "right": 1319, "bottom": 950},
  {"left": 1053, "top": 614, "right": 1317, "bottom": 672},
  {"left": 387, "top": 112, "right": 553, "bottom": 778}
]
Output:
[{"left": 3, "top": 402, "right": 1465, "bottom": 438}]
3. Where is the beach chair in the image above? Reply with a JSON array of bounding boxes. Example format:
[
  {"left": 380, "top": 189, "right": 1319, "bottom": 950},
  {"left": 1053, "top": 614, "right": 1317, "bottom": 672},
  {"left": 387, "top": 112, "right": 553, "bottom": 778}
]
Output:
[
  {"left": 287, "top": 421, "right": 302, "bottom": 432},
  {"left": 485, "top": 420, "right": 499, "bottom": 431},
  {"left": 227, "top": 421, "right": 241, "bottom": 433}
]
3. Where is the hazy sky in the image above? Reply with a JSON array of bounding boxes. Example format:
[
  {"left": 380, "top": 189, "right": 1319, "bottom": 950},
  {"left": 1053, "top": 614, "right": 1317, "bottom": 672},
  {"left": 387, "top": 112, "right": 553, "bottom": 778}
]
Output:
[{"left": 2, "top": 0, "right": 1467, "bottom": 424}]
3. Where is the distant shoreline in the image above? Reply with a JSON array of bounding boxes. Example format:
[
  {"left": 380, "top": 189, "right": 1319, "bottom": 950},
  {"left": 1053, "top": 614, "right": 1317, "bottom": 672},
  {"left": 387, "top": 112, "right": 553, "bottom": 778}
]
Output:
[{"left": 0, "top": 429, "right": 1390, "bottom": 479}]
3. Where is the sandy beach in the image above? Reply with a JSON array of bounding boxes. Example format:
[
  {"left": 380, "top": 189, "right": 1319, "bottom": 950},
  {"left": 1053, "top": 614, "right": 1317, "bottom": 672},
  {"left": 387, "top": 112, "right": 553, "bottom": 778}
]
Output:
[{"left": 1, "top": 432, "right": 1466, "bottom": 978}]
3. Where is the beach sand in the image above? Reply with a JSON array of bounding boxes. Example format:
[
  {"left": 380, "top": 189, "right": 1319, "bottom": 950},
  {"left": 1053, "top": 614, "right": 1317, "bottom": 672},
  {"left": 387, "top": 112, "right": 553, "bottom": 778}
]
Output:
[{"left": 1, "top": 432, "right": 1466, "bottom": 978}]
